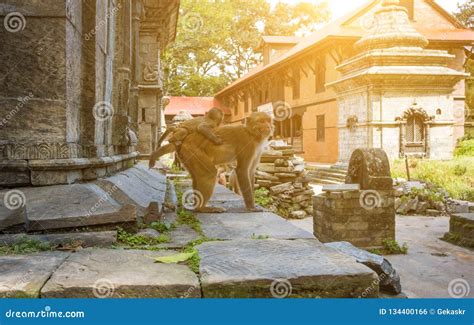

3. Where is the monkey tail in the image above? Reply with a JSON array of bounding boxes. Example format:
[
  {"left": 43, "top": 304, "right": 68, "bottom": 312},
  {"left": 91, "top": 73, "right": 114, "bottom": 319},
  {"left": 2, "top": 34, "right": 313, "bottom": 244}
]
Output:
[{"left": 156, "top": 128, "right": 174, "bottom": 148}]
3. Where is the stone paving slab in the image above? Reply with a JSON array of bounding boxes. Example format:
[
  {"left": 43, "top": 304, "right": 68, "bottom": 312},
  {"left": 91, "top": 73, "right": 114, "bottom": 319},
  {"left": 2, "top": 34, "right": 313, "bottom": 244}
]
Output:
[
  {"left": 3, "top": 184, "right": 137, "bottom": 232},
  {"left": 196, "top": 212, "right": 314, "bottom": 240},
  {"left": 0, "top": 252, "right": 69, "bottom": 298},
  {"left": 40, "top": 248, "right": 200, "bottom": 298},
  {"left": 0, "top": 231, "right": 116, "bottom": 247},
  {"left": 0, "top": 203, "right": 26, "bottom": 231},
  {"left": 197, "top": 239, "right": 378, "bottom": 298},
  {"left": 96, "top": 166, "right": 167, "bottom": 223}
]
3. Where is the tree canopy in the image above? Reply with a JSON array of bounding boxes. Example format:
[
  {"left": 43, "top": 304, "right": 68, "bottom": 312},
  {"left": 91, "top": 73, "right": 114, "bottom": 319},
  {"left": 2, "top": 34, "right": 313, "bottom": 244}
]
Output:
[{"left": 163, "top": 0, "right": 330, "bottom": 97}]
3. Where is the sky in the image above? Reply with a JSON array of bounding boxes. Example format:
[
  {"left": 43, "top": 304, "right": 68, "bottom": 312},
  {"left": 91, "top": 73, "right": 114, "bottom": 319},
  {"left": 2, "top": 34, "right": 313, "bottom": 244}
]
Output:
[{"left": 267, "top": 0, "right": 467, "bottom": 21}]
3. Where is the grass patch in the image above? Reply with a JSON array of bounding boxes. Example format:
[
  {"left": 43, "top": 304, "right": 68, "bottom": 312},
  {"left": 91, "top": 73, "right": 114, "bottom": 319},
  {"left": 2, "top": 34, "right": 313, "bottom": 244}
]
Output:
[
  {"left": 149, "top": 221, "right": 175, "bottom": 233},
  {"left": 368, "top": 239, "right": 408, "bottom": 255},
  {"left": 0, "top": 237, "right": 52, "bottom": 256},
  {"left": 454, "top": 137, "right": 474, "bottom": 157},
  {"left": 391, "top": 156, "right": 474, "bottom": 201},
  {"left": 182, "top": 237, "right": 218, "bottom": 274},
  {"left": 117, "top": 227, "right": 170, "bottom": 248},
  {"left": 177, "top": 209, "right": 202, "bottom": 234}
]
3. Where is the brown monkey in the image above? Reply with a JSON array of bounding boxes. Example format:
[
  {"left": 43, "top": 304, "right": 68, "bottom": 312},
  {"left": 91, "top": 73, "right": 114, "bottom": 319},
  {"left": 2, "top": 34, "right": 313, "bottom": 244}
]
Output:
[
  {"left": 148, "top": 108, "right": 224, "bottom": 168},
  {"left": 177, "top": 112, "right": 273, "bottom": 212}
]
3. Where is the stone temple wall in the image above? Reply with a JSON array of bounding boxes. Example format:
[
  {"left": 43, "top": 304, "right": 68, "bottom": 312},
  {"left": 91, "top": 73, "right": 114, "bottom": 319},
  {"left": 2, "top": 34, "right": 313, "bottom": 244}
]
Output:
[{"left": 0, "top": 0, "right": 179, "bottom": 186}]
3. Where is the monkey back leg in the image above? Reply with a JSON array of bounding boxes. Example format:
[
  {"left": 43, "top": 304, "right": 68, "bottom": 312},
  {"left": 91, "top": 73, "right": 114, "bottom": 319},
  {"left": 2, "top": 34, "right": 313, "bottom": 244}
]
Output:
[{"left": 178, "top": 145, "right": 224, "bottom": 213}]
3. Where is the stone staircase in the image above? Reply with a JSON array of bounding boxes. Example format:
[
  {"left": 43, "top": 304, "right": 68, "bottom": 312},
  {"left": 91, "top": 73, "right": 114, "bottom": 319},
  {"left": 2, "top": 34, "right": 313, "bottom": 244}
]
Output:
[{"left": 306, "top": 164, "right": 348, "bottom": 185}]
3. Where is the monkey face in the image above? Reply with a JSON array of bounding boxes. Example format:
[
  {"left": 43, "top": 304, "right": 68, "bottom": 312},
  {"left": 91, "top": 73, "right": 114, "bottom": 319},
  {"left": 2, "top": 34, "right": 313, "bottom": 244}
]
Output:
[
  {"left": 248, "top": 112, "right": 274, "bottom": 138},
  {"left": 207, "top": 108, "right": 224, "bottom": 126}
]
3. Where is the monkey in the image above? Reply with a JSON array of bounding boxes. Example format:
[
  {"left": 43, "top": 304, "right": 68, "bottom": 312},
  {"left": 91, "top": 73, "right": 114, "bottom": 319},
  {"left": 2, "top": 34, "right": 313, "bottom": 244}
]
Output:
[
  {"left": 148, "top": 107, "right": 224, "bottom": 169},
  {"left": 177, "top": 112, "right": 273, "bottom": 213}
]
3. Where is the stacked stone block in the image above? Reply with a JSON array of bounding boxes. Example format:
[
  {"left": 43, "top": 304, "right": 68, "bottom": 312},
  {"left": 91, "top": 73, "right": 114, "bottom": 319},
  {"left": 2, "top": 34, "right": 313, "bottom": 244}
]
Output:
[
  {"left": 313, "top": 189, "right": 395, "bottom": 248},
  {"left": 255, "top": 145, "right": 313, "bottom": 219}
]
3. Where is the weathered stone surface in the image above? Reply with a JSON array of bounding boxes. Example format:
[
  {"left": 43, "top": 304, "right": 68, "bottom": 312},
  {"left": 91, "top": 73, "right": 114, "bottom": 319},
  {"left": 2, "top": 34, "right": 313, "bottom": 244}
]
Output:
[
  {"left": 41, "top": 249, "right": 200, "bottom": 298},
  {"left": 0, "top": 252, "right": 69, "bottom": 298},
  {"left": 0, "top": 231, "right": 116, "bottom": 247},
  {"left": 0, "top": 203, "right": 25, "bottom": 232},
  {"left": 15, "top": 184, "right": 136, "bottom": 232},
  {"left": 137, "top": 228, "right": 162, "bottom": 239},
  {"left": 96, "top": 166, "right": 166, "bottom": 223},
  {"left": 345, "top": 149, "right": 393, "bottom": 190},
  {"left": 197, "top": 212, "right": 314, "bottom": 240},
  {"left": 444, "top": 213, "right": 474, "bottom": 248},
  {"left": 197, "top": 239, "right": 378, "bottom": 298},
  {"left": 159, "top": 225, "right": 200, "bottom": 249},
  {"left": 313, "top": 189, "right": 395, "bottom": 248},
  {"left": 325, "top": 241, "right": 401, "bottom": 294}
]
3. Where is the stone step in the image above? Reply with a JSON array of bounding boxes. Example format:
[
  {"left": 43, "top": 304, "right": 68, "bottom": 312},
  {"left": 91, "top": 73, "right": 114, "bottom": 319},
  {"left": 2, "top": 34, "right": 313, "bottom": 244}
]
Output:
[
  {"left": 196, "top": 211, "right": 314, "bottom": 240},
  {"left": 0, "top": 252, "right": 70, "bottom": 298},
  {"left": 40, "top": 248, "right": 200, "bottom": 298},
  {"left": 0, "top": 184, "right": 137, "bottom": 233},
  {"left": 95, "top": 165, "right": 167, "bottom": 225},
  {"left": 0, "top": 165, "right": 169, "bottom": 233},
  {"left": 197, "top": 239, "right": 378, "bottom": 298}
]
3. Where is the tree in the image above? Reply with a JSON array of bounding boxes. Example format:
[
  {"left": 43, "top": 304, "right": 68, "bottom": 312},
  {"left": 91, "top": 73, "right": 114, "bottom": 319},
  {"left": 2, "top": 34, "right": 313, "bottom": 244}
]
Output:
[
  {"left": 454, "top": 0, "right": 473, "bottom": 28},
  {"left": 163, "top": 0, "right": 330, "bottom": 96}
]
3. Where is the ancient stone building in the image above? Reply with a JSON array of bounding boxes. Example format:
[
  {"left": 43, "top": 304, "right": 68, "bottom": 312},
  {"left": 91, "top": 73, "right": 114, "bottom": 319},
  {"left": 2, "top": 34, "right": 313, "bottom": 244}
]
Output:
[
  {"left": 328, "top": 0, "right": 468, "bottom": 161},
  {"left": 215, "top": 0, "right": 474, "bottom": 164},
  {"left": 0, "top": 0, "right": 179, "bottom": 187}
]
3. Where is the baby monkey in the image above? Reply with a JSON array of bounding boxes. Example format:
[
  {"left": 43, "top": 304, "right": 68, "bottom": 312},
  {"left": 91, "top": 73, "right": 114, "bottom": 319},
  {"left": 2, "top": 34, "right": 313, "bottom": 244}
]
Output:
[{"left": 149, "top": 107, "right": 224, "bottom": 168}]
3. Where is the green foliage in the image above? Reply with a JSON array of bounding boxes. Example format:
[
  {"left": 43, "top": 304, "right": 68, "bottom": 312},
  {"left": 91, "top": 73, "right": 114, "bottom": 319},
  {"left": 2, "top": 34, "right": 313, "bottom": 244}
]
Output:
[
  {"left": 117, "top": 227, "right": 170, "bottom": 248},
  {"left": 454, "top": 0, "right": 473, "bottom": 28},
  {"left": 254, "top": 187, "right": 273, "bottom": 207},
  {"left": 408, "top": 187, "right": 445, "bottom": 203},
  {"left": 182, "top": 237, "right": 218, "bottom": 274},
  {"left": 382, "top": 239, "right": 408, "bottom": 255},
  {"left": 391, "top": 157, "right": 474, "bottom": 201},
  {"left": 454, "top": 138, "right": 474, "bottom": 157},
  {"left": 368, "top": 240, "right": 408, "bottom": 255},
  {"left": 0, "top": 237, "right": 52, "bottom": 256},
  {"left": 164, "top": 0, "right": 330, "bottom": 96},
  {"left": 150, "top": 221, "right": 175, "bottom": 233},
  {"left": 177, "top": 209, "right": 202, "bottom": 234}
]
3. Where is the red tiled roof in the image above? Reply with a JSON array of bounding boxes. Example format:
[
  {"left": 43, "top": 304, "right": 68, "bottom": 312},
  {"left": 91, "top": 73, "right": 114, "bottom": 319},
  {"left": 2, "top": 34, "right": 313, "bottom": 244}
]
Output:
[
  {"left": 215, "top": 0, "right": 474, "bottom": 97},
  {"left": 165, "top": 97, "right": 230, "bottom": 116}
]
